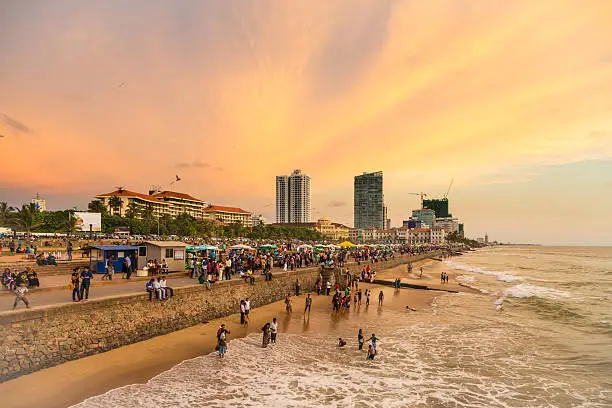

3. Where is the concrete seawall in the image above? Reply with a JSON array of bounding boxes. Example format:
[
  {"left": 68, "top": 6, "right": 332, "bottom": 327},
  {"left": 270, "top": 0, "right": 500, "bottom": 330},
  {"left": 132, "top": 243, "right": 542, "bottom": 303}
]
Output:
[{"left": 0, "top": 252, "right": 439, "bottom": 382}]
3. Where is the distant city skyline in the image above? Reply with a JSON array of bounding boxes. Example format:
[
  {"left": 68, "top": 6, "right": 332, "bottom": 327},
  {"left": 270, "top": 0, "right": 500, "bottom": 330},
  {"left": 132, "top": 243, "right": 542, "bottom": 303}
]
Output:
[{"left": 1, "top": 1, "right": 611, "bottom": 245}]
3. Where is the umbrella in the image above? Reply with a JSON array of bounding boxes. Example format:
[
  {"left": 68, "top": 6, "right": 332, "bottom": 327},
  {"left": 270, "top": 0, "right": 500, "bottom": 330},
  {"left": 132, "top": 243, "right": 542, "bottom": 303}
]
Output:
[{"left": 338, "top": 241, "right": 356, "bottom": 248}]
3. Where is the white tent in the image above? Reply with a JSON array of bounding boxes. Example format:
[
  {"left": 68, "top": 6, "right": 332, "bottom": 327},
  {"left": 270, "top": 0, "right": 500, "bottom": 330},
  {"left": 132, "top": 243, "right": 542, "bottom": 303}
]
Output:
[{"left": 229, "top": 244, "right": 254, "bottom": 250}]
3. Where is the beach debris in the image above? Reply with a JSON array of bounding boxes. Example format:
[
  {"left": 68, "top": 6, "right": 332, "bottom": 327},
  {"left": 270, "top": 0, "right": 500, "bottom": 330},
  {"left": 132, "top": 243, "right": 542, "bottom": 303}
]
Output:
[{"left": 405, "top": 306, "right": 416, "bottom": 311}]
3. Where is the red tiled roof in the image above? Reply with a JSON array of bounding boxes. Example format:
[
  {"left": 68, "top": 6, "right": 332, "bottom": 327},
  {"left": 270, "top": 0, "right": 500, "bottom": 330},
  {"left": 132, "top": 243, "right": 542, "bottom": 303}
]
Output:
[
  {"left": 96, "top": 190, "right": 165, "bottom": 203},
  {"left": 204, "top": 205, "right": 251, "bottom": 214},
  {"left": 152, "top": 190, "right": 204, "bottom": 202},
  {"left": 411, "top": 228, "right": 431, "bottom": 232}
]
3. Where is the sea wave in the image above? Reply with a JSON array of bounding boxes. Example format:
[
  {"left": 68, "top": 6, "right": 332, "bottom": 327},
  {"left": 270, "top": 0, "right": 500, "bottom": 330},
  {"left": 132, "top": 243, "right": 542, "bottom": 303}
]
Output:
[
  {"left": 444, "top": 260, "right": 522, "bottom": 282},
  {"left": 71, "top": 324, "right": 608, "bottom": 408},
  {"left": 495, "top": 283, "right": 571, "bottom": 311}
]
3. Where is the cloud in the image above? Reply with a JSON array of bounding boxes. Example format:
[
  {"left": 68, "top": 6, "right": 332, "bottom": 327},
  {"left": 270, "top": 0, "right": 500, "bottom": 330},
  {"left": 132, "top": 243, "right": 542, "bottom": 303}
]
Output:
[
  {"left": 193, "top": 160, "right": 210, "bottom": 168},
  {"left": 0, "top": 113, "right": 32, "bottom": 135},
  {"left": 176, "top": 160, "right": 211, "bottom": 169},
  {"left": 328, "top": 200, "right": 348, "bottom": 207}
]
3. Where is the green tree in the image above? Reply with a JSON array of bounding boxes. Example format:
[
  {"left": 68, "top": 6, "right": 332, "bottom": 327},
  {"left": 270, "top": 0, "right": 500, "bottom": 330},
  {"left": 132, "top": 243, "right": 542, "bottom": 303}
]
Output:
[
  {"left": 125, "top": 201, "right": 140, "bottom": 219},
  {"left": 64, "top": 213, "right": 79, "bottom": 236},
  {"left": 87, "top": 199, "right": 107, "bottom": 215},
  {"left": 108, "top": 196, "right": 123, "bottom": 217},
  {"left": 0, "top": 202, "right": 15, "bottom": 226},
  {"left": 10, "top": 203, "right": 41, "bottom": 236}
]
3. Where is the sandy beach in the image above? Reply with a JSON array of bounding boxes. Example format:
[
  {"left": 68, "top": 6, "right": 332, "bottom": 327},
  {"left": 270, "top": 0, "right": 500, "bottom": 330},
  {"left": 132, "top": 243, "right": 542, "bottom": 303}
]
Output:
[{"left": 0, "top": 259, "right": 449, "bottom": 408}]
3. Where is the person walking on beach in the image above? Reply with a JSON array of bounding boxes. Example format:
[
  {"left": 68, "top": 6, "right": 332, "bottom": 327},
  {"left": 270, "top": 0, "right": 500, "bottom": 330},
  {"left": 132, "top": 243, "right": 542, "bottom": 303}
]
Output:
[
  {"left": 304, "top": 293, "right": 312, "bottom": 313},
  {"left": 80, "top": 266, "right": 93, "bottom": 301},
  {"left": 357, "top": 289, "right": 362, "bottom": 305},
  {"left": 261, "top": 323, "right": 271, "bottom": 348},
  {"left": 13, "top": 282, "right": 31, "bottom": 309},
  {"left": 245, "top": 298, "right": 251, "bottom": 317},
  {"left": 358, "top": 329, "right": 364, "bottom": 350},
  {"left": 216, "top": 324, "right": 230, "bottom": 358},
  {"left": 285, "top": 295, "right": 293, "bottom": 312},
  {"left": 326, "top": 280, "right": 331, "bottom": 296},
  {"left": 240, "top": 299, "right": 246, "bottom": 325},
  {"left": 295, "top": 279, "right": 301, "bottom": 296},
  {"left": 365, "top": 289, "right": 370, "bottom": 306},
  {"left": 378, "top": 290, "right": 384, "bottom": 306},
  {"left": 270, "top": 317, "right": 278, "bottom": 343}
]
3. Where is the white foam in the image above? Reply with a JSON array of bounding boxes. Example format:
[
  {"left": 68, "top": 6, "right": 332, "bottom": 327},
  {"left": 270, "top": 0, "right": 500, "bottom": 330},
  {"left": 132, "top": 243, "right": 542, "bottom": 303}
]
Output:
[
  {"left": 444, "top": 260, "right": 522, "bottom": 283},
  {"left": 495, "top": 283, "right": 571, "bottom": 309}
]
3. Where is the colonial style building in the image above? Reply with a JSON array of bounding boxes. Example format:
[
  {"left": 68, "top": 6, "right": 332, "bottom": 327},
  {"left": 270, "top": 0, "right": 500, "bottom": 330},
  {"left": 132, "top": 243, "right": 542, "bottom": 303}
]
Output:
[
  {"left": 203, "top": 205, "right": 252, "bottom": 227},
  {"left": 95, "top": 188, "right": 252, "bottom": 226},
  {"left": 275, "top": 217, "right": 350, "bottom": 240}
]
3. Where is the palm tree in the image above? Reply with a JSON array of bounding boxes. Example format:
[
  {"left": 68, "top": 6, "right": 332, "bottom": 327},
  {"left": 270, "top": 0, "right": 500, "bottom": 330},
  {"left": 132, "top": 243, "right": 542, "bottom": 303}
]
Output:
[
  {"left": 125, "top": 201, "right": 141, "bottom": 219},
  {"left": 10, "top": 203, "right": 41, "bottom": 236},
  {"left": 0, "top": 202, "right": 15, "bottom": 226},
  {"left": 63, "top": 214, "right": 79, "bottom": 236},
  {"left": 108, "top": 196, "right": 123, "bottom": 217},
  {"left": 87, "top": 199, "right": 107, "bottom": 215}
]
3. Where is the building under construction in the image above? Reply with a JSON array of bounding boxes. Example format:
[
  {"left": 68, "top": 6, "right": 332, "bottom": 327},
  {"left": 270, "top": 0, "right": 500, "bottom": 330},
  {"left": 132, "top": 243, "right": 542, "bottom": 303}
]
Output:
[{"left": 422, "top": 198, "right": 451, "bottom": 218}]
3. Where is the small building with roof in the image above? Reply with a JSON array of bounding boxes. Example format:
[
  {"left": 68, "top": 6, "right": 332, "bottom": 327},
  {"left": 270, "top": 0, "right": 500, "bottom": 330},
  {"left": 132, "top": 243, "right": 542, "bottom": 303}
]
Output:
[{"left": 138, "top": 241, "right": 187, "bottom": 273}]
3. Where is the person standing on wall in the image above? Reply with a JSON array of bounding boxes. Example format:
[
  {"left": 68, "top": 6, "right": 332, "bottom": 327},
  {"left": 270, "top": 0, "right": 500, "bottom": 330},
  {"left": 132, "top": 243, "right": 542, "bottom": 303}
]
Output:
[{"left": 79, "top": 266, "right": 93, "bottom": 301}]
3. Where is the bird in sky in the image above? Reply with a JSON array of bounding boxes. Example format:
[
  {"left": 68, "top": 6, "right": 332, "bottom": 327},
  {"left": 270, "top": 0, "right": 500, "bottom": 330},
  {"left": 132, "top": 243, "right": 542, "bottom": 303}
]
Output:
[{"left": 175, "top": 175, "right": 181, "bottom": 182}]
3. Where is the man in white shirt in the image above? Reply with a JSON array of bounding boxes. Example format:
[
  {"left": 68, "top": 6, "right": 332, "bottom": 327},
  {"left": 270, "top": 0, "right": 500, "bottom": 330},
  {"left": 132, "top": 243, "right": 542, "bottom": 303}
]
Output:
[
  {"left": 159, "top": 276, "right": 173, "bottom": 297},
  {"left": 270, "top": 317, "right": 278, "bottom": 343},
  {"left": 225, "top": 258, "right": 232, "bottom": 280},
  {"left": 326, "top": 281, "right": 331, "bottom": 296},
  {"left": 244, "top": 298, "right": 251, "bottom": 316},
  {"left": 152, "top": 278, "right": 164, "bottom": 300}
]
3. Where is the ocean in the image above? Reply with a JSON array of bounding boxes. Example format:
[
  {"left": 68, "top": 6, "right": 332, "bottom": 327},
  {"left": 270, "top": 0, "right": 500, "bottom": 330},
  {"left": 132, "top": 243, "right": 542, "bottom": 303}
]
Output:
[{"left": 72, "top": 246, "right": 611, "bottom": 407}]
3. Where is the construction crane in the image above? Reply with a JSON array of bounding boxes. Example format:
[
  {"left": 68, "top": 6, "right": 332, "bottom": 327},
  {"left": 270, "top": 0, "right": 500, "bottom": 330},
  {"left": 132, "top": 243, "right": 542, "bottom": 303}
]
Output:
[
  {"left": 408, "top": 192, "right": 428, "bottom": 208},
  {"left": 444, "top": 179, "right": 454, "bottom": 199}
]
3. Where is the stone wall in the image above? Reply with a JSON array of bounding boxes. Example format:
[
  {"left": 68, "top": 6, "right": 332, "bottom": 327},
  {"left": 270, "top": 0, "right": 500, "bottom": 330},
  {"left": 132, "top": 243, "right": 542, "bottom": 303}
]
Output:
[{"left": 0, "top": 252, "right": 438, "bottom": 382}]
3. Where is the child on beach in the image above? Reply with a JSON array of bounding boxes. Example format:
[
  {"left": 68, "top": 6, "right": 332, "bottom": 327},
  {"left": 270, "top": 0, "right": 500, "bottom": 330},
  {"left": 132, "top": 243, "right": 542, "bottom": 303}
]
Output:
[
  {"left": 338, "top": 338, "right": 347, "bottom": 347},
  {"left": 13, "top": 283, "right": 30, "bottom": 309},
  {"left": 369, "top": 333, "right": 378, "bottom": 352},
  {"left": 367, "top": 345, "right": 376, "bottom": 360},
  {"left": 378, "top": 290, "right": 384, "bottom": 306},
  {"left": 243, "top": 313, "right": 249, "bottom": 328}
]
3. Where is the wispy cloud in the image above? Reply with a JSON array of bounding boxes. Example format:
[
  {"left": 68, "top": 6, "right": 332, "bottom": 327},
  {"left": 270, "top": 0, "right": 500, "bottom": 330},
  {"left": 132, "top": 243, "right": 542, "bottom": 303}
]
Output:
[{"left": 0, "top": 113, "right": 32, "bottom": 135}]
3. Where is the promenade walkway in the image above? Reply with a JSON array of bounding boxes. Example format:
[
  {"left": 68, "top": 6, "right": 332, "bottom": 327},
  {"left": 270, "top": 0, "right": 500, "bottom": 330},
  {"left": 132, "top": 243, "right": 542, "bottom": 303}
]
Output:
[{"left": 0, "top": 274, "right": 198, "bottom": 312}]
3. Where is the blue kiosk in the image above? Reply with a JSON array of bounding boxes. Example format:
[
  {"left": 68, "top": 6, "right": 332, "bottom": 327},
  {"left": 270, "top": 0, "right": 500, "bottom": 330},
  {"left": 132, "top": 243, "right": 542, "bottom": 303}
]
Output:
[{"left": 87, "top": 245, "right": 140, "bottom": 274}]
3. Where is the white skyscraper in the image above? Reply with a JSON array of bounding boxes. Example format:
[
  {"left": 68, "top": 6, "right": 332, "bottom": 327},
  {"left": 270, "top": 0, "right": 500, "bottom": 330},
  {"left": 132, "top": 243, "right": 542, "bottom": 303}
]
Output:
[
  {"left": 276, "top": 169, "right": 311, "bottom": 223},
  {"left": 276, "top": 175, "right": 289, "bottom": 223}
]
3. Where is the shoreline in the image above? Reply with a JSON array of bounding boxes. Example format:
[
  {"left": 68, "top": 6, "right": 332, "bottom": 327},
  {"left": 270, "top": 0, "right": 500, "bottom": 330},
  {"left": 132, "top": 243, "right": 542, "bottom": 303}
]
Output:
[{"left": 0, "top": 259, "right": 460, "bottom": 408}]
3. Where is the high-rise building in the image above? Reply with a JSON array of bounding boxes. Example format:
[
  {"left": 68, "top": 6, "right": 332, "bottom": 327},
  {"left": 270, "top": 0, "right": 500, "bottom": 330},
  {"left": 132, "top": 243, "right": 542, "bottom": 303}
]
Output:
[
  {"left": 422, "top": 198, "right": 451, "bottom": 218},
  {"left": 276, "top": 169, "right": 311, "bottom": 223},
  {"left": 354, "top": 171, "right": 384, "bottom": 229},
  {"left": 275, "top": 175, "right": 289, "bottom": 223},
  {"left": 412, "top": 208, "right": 436, "bottom": 228},
  {"left": 31, "top": 193, "right": 46, "bottom": 212}
]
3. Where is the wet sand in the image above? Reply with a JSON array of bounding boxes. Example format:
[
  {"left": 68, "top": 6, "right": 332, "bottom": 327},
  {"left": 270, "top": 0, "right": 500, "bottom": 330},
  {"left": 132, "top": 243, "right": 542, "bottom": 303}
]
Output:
[{"left": 1, "top": 258, "right": 457, "bottom": 408}]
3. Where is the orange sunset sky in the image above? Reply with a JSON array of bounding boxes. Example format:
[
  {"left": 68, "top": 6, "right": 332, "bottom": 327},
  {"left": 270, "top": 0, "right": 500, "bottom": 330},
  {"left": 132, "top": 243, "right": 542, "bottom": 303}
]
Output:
[{"left": 1, "top": 0, "right": 611, "bottom": 245}]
